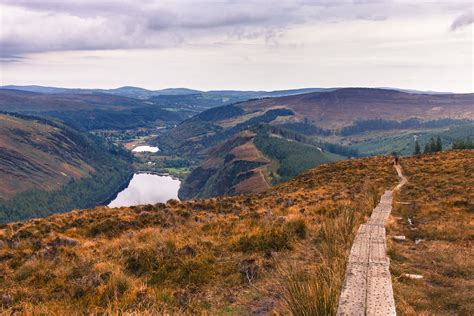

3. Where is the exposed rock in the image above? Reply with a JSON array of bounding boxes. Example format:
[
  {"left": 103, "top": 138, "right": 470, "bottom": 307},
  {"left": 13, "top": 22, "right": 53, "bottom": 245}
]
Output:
[
  {"left": 402, "top": 273, "right": 423, "bottom": 279},
  {"left": 392, "top": 235, "right": 406, "bottom": 241},
  {"left": 415, "top": 239, "right": 424, "bottom": 245},
  {"left": 1, "top": 294, "right": 13, "bottom": 307},
  {"left": 47, "top": 236, "right": 79, "bottom": 247},
  {"left": 179, "top": 245, "right": 197, "bottom": 257},
  {"left": 238, "top": 258, "right": 259, "bottom": 283},
  {"left": 284, "top": 198, "right": 295, "bottom": 207},
  {"left": 264, "top": 209, "right": 273, "bottom": 217}
]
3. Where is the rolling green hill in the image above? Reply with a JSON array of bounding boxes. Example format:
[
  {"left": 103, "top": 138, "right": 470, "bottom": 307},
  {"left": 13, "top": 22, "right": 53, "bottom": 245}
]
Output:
[
  {"left": 155, "top": 88, "right": 473, "bottom": 156},
  {"left": 179, "top": 125, "right": 345, "bottom": 199}
]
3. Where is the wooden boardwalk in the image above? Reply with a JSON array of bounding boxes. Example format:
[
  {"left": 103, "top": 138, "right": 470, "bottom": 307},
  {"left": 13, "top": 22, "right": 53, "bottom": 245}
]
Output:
[{"left": 337, "top": 164, "right": 406, "bottom": 315}]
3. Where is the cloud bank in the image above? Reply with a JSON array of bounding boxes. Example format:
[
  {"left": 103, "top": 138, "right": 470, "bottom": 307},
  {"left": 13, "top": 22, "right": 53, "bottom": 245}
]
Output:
[
  {"left": 451, "top": 11, "right": 474, "bottom": 31},
  {"left": 1, "top": 0, "right": 471, "bottom": 59}
]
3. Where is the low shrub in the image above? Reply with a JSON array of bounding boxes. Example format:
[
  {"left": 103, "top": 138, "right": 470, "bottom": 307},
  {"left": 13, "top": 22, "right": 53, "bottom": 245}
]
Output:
[
  {"left": 285, "top": 219, "right": 307, "bottom": 239},
  {"left": 233, "top": 227, "right": 291, "bottom": 253}
]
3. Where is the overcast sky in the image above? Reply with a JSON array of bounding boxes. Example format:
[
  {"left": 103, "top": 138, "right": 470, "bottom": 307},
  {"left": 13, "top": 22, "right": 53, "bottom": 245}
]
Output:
[{"left": 0, "top": 0, "right": 473, "bottom": 92}]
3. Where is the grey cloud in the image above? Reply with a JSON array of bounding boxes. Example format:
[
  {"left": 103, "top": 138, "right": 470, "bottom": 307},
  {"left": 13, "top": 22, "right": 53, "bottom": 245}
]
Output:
[
  {"left": 451, "top": 11, "right": 474, "bottom": 31},
  {"left": 1, "top": 0, "right": 472, "bottom": 59},
  {"left": 0, "top": 1, "right": 313, "bottom": 58}
]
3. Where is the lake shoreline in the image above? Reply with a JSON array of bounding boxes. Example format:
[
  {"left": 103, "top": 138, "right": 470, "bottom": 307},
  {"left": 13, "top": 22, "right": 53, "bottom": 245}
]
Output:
[
  {"left": 130, "top": 170, "right": 182, "bottom": 182},
  {"left": 107, "top": 172, "right": 181, "bottom": 208},
  {"left": 98, "top": 172, "right": 135, "bottom": 207}
]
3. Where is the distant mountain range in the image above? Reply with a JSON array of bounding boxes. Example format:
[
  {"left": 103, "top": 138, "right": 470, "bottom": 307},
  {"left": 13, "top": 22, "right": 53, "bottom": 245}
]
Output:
[
  {"left": 156, "top": 88, "right": 473, "bottom": 155},
  {"left": 0, "top": 85, "right": 332, "bottom": 99},
  {"left": 156, "top": 87, "right": 473, "bottom": 198},
  {"left": 0, "top": 86, "right": 335, "bottom": 130},
  {"left": 0, "top": 89, "right": 185, "bottom": 130},
  {"left": 0, "top": 84, "right": 456, "bottom": 99}
]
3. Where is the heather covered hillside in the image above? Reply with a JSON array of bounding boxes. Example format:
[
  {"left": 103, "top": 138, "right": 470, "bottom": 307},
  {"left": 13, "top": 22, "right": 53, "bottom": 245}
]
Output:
[
  {"left": 1, "top": 151, "right": 472, "bottom": 314},
  {"left": 0, "top": 155, "right": 400, "bottom": 314},
  {"left": 1, "top": 0, "right": 472, "bottom": 314},
  {"left": 388, "top": 150, "right": 474, "bottom": 315}
]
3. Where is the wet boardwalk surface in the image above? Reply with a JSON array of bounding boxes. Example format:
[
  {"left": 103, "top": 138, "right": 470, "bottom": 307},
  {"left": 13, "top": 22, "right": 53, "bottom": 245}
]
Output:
[{"left": 337, "top": 164, "right": 406, "bottom": 315}]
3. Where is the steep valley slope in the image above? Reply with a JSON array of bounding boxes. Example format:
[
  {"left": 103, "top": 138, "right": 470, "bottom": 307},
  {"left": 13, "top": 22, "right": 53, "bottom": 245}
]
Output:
[
  {"left": 179, "top": 126, "right": 344, "bottom": 199},
  {"left": 0, "top": 113, "right": 132, "bottom": 223},
  {"left": 0, "top": 113, "right": 93, "bottom": 199},
  {"left": 0, "top": 150, "right": 471, "bottom": 314}
]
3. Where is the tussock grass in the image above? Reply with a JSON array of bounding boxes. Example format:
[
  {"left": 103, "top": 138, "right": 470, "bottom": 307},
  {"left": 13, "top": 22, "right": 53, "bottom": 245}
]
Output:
[
  {"left": 0, "top": 156, "right": 398, "bottom": 314},
  {"left": 388, "top": 150, "right": 474, "bottom": 315},
  {"left": 278, "top": 204, "right": 373, "bottom": 316}
]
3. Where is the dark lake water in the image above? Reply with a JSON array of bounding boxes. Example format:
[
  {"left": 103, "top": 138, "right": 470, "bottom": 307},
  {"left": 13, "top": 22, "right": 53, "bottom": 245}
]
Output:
[{"left": 108, "top": 173, "right": 180, "bottom": 208}]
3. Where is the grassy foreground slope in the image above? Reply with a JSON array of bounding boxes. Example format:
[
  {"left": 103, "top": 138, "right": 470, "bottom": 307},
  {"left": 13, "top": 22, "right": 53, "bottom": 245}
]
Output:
[
  {"left": 0, "top": 156, "right": 398, "bottom": 314},
  {"left": 389, "top": 150, "right": 473, "bottom": 315}
]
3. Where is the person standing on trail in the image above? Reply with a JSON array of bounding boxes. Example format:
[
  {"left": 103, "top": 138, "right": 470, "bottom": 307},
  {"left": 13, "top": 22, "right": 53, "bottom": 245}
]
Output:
[{"left": 392, "top": 152, "right": 399, "bottom": 165}]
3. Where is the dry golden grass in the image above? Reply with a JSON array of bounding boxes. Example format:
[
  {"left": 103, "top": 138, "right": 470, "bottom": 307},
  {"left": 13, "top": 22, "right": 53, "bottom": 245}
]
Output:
[
  {"left": 0, "top": 156, "right": 399, "bottom": 314},
  {"left": 388, "top": 150, "right": 474, "bottom": 315}
]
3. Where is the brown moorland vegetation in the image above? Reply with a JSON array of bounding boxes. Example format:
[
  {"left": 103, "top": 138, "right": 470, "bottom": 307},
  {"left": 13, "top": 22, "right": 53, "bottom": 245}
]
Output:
[
  {"left": 240, "top": 88, "right": 474, "bottom": 129},
  {"left": 0, "top": 114, "right": 94, "bottom": 199},
  {"left": 0, "top": 156, "right": 398, "bottom": 314},
  {"left": 388, "top": 150, "right": 474, "bottom": 315}
]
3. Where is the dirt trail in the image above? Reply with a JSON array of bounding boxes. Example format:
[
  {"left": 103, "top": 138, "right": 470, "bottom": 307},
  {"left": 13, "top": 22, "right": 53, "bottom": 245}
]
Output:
[
  {"left": 337, "top": 163, "right": 407, "bottom": 315},
  {"left": 394, "top": 164, "right": 407, "bottom": 190}
]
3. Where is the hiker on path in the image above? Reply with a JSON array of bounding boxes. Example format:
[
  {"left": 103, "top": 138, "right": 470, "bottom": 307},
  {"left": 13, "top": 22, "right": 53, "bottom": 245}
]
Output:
[{"left": 392, "top": 153, "right": 399, "bottom": 165}]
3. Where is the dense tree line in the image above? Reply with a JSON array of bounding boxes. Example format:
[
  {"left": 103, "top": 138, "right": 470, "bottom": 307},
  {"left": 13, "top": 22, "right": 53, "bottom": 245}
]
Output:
[
  {"left": 253, "top": 124, "right": 359, "bottom": 157},
  {"left": 340, "top": 118, "right": 472, "bottom": 136},
  {"left": 197, "top": 104, "right": 245, "bottom": 121},
  {"left": 413, "top": 136, "right": 474, "bottom": 155},
  {"left": 254, "top": 129, "right": 340, "bottom": 183},
  {"left": 278, "top": 121, "right": 332, "bottom": 136},
  {"left": 412, "top": 136, "right": 443, "bottom": 155},
  {"left": 45, "top": 106, "right": 183, "bottom": 131},
  {"left": 452, "top": 138, "right": 474, "bottom": 149}
]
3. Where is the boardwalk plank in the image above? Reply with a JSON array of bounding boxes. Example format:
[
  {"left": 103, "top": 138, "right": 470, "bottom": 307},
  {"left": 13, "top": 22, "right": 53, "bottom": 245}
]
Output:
[{"left": 337, "top": 165, "right": 406, "bottom": 315}]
